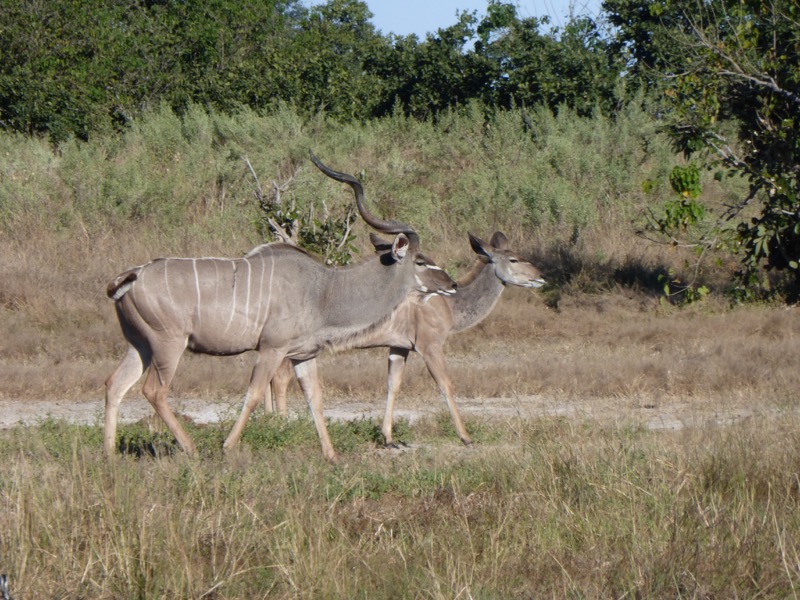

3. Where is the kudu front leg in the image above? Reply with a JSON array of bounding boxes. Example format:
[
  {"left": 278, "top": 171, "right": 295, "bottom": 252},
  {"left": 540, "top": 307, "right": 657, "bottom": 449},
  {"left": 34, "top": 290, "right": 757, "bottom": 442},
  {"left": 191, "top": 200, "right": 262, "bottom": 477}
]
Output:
[
  {"left": 293, "top": 358, "right": 337, "bottom": 462},
  {"left": 224, "top": 350, "right": 283, "bottom": 450},
  {"left": 382, "top": 347, "right": 410, "bottom": 447}
]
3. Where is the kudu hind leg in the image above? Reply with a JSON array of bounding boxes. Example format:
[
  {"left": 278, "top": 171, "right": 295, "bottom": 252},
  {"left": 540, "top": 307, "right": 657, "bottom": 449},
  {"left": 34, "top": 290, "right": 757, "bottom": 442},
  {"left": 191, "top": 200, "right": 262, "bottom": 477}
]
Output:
[
  {"left": 142, "top": 344, "right": 196, "bottom": 455},
  {"left": 104, "top": 344, "right": 150, "bottom": 456},
  {"left": 293, "top": 359, "right": 336, "bottom": 462},
  {"left": 264, "top": 358, "right": 293, "bottom": 416},
  {"left": 421, "top": 349, "right": 471, "bottom": 446},
  {"left": 382, "top": 348, "right": 410, "bottom": 446}
]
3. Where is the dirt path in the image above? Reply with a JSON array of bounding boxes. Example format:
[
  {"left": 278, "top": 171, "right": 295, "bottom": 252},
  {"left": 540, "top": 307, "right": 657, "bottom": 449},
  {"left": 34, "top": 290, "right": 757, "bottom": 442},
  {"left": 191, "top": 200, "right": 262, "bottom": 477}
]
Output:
[{"left": 0, "top": 393, "right": 784, "bottom": 432}]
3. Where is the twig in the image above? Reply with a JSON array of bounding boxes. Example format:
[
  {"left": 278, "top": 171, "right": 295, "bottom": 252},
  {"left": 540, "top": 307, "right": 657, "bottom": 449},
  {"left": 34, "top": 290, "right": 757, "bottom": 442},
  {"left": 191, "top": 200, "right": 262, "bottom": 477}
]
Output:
[
  {"left": 0, "top": 573, "right": 13, "bottom": 600},
  {"left": 242, "top": 156, "right": 265, "bottom": 204},
  {"left": 336, "top": 207, "right": 356, "bottom": 251},
  {"left": 268, "top": 218, "right": 294, "bottom": 244}
]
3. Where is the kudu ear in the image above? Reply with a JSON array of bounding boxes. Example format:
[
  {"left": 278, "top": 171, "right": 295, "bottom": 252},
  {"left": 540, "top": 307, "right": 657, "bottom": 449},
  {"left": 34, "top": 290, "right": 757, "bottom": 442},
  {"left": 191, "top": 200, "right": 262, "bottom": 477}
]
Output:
[
  {"left": 490, "top": 231, "right": 509, "bottom": 250},
  {"left": 369, "top": 232, "right": 393, "bottom": 254},
  {"left": 391, "top": 233, "right": 411, "bottom": 261},
  {"left": 468, "top": 233, "right": 494, "bottom": 260}
]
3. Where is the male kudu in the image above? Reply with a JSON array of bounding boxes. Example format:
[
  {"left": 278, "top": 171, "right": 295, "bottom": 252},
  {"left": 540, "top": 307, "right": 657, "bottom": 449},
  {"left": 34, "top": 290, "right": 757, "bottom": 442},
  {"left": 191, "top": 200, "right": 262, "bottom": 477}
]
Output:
[
  {"left": 104, "top": 152, "right": 456, "bottom": 460},
  {"left": 265, "top": 231, "right": 545, "bottom": 446}
]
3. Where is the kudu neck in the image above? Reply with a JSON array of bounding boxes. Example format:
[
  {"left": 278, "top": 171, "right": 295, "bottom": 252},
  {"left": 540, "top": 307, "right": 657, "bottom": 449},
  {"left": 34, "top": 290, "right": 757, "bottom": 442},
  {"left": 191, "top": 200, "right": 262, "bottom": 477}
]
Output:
[
  {"left": 451, "top": 259, "right": 505, "bottom": 333},
  {"left": 322, "top": 257, "right": 414, "bottom": 328}
]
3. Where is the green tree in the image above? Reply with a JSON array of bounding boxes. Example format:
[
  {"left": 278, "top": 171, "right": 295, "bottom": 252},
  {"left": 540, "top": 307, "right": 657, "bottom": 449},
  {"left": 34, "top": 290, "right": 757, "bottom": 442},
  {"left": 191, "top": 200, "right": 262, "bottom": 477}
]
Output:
[
  {"left": 374, "top": 11, "right": 492, "bottom": 120},
  {"left": 478, "top": 6, "right": 623, "bottom": 116},
  {"left": 0, "top": 0, "right": 303, "bottom": 142},
  {"left": 618, "top": 0, "right": 800, "bottom": 298},
  {"left": 376, "top": 1, "right": 623, "bottom": 120},
  {"left": 281, "top": 0, "right": 389, "bottom": 121}
]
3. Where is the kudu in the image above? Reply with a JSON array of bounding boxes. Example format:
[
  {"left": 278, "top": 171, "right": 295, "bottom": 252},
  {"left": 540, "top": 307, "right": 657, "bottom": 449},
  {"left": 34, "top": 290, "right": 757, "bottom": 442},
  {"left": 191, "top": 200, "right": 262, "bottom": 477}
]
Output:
[
  {"left": 104, "top": 152, "right": 456, "bottom": 461},
  {"left": 265, "top": 231, "right": 545, "bottom": 446}
]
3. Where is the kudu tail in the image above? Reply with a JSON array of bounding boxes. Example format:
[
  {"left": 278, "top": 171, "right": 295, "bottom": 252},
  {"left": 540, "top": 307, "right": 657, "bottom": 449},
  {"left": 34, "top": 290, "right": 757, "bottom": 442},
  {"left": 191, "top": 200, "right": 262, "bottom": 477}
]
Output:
[{"left": 107, "top": 268, "right": 140, "bottom": 300}]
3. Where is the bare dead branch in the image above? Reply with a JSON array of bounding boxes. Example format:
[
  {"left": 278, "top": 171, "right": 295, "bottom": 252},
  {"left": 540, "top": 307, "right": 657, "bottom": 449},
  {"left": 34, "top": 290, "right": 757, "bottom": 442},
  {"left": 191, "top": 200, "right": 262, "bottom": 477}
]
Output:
[
  {"left": 336, "top": 207, "right": 356, "bottom": 252},
  {"left": 242, "top": 156, "right": 265, "bottom": 204},
  {"left": 267, "top": 217, "right": 295, "bottom": 244}
]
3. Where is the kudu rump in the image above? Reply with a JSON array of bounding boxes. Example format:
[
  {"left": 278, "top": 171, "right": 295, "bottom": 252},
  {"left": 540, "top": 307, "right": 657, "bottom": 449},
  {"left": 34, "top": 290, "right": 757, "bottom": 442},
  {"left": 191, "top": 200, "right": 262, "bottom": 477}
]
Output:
[
  {"left": 266, "top": 231, "right": 545, "bottom": 446},
  {"left": 104, "top": 152, "right": 456, "bottom": 460}
]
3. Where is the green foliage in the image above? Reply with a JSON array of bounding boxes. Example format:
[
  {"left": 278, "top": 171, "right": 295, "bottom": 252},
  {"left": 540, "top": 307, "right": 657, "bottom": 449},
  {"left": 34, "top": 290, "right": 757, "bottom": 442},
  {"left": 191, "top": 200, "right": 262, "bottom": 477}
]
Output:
[
  {"left": 7, "top": 417, "right": 104, "bottom": 458},
  {"left": 254, "top": 175, "right": 360, "bottom": 266},
  {"left": 374, "top": 3, "right": 624, "bottom": 120},
  {"left": 612, "top": 0, "right": 800, "bottom": 299},
  {"left": 644, "top": 161, "right": 721, "bottom": 303},
  {"left": 478, "top": 9, "right": 625, "bottom": 116},
  {"left": 669, "top": 163, "right": 702, "bottom": 200},
  {"left": 0, "top": 0, "right": 621, "bottom": 143},
  {"left": 660, "top": 197, "right": 705, "bottom": 232},
  {"left": 297, "top": 212, "right": 359, "bottom": 266},
  {"left": 240, "top": 415, "right": 320, "bottom": 451},
  {"left": 117, "top": 423, "right": 179, "bottom": 459}
]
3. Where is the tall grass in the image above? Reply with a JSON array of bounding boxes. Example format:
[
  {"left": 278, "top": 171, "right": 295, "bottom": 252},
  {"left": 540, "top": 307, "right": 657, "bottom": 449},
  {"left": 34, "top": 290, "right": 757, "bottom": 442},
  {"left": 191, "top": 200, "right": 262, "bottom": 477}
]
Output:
[
  {"left": 0, "top": 415, "right": 798, "bottom": 598},
  {"left": 1, "top": 100, "right": 729, "bottom": 253}
]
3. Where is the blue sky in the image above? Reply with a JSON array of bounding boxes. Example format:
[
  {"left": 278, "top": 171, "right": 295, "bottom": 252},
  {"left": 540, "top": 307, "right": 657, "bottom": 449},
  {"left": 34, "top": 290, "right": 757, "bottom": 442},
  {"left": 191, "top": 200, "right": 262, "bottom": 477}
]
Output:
[{"left": 305, "top": 1, "right": 604, "bottom": 39}]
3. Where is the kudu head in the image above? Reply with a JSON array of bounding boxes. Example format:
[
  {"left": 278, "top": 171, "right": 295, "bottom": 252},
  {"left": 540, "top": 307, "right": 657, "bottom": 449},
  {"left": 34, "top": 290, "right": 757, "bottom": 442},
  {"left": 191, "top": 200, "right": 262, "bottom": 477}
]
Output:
[
  {"left": 310, "top": 151, "right": 456, "bottom": 297},
  {"left": 468, "top": 232, "right": 546, "bottom": 288}
]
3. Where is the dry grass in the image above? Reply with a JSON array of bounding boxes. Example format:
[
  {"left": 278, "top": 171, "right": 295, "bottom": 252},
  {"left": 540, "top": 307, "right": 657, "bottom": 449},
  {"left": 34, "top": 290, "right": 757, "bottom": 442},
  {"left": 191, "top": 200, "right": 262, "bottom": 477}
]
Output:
[
  {"left": 3, "top": 222, "right": 795, "bottom": 408},
  {"left": 1, "top": 414, "right": 799, "bottom": 598}
]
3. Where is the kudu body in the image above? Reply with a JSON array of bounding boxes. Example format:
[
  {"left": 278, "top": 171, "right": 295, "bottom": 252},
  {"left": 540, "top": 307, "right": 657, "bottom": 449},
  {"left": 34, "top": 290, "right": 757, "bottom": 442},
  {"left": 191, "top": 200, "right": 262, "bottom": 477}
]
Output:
[
  {"left": 104, "top": 153, "right": 456, "bottom": 460},
  {"left": 266, "top": 232, "right": 545, "bottom": 446}
]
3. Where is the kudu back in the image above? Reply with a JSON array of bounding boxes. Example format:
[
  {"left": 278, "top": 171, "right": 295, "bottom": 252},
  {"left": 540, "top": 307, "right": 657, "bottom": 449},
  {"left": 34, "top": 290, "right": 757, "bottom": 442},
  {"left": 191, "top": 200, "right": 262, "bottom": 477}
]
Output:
[{"left": 104, "top": 152, "right": 456, "bottom": 460}]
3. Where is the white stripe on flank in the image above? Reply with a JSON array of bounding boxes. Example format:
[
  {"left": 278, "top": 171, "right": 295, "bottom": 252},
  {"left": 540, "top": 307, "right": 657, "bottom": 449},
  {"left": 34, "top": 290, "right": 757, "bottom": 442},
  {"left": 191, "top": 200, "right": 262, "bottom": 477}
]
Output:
[
  {"left": 263, "top": 253, "right": 275, "bottom": 327},
  {"left": 254, "top": 254, "right": 267, "bottom": 336},
  {"left": 242, "top": 258, "right": 252, "bottom": 335},
  {"left": 224, "top": 260, "right": 237, "bottom": 334},
  {"left": 164, "top": 260, "right": 175, "bottom": 305},
  {"left": 192, "top": 259, "right": 201, "bottom": 325}
]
